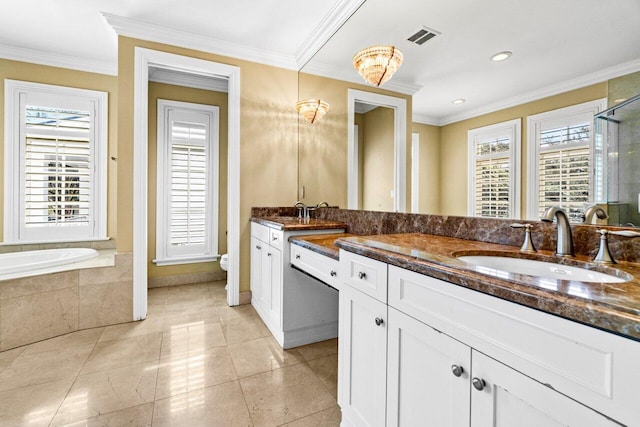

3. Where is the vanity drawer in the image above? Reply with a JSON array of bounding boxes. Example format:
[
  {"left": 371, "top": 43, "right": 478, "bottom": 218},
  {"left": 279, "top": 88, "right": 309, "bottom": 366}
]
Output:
[
  {"left": 388, "top": 265, "right": 640, "bottom": 426},
  {"left": 251, "top": 222, "right": 270, "bottom": 243},
  {"left": 291, "top": 245, "right": 339, "bottom": 290},
  {"left": 339, "top": 250, "right": 387, "bottom": 303},
  {"left": 269, "top": 228, "right": 284, "bottom": 250}
]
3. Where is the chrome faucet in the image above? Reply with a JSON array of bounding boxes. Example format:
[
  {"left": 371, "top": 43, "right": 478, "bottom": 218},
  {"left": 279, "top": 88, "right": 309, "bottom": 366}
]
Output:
[
  {"left": 294, "top": 201, "right": 306, "bottom": 219},
  {"left": 540, "top": 207, "right": 574, "bottom": 257},
  {"left": 582, "top": 205, "right": 608, "bottom": 224},
  {"left": 316, "top": 201, "right": 329, "bottom": 209}
]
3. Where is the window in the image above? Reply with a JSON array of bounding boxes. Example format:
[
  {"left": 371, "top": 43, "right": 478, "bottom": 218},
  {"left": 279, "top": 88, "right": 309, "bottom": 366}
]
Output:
[
  {"left": 4, "top": 80, "right": 107, "bottom": 243},
  {"left": 527, "top": 99, "right": 606, "bottom": 222},
  {"left": 468, "top": 119, "right": 521, "bottom": 218},
  {"left": 154, "top": 100, "right": 219, "bottom": 266}
]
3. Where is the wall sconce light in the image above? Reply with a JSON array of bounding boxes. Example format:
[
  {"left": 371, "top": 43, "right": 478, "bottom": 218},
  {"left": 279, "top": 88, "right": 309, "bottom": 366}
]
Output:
[
  {"left": 353, "top": 45, "right": 403, "bottom": 87},
  {"left": 296, "top": 99, "right": 330, "bottom": 124}
]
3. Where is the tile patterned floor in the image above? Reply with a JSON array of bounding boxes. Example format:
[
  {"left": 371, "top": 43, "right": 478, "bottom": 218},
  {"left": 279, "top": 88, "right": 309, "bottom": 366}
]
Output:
[{"left": 0, "top": 281, "right": 341, "bottom": 426}]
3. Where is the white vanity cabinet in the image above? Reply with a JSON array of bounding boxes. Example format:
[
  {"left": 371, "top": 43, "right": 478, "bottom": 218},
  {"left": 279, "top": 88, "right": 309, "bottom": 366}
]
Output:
[
  {"left": 250, "top": 221, "right": 344, "bottom": 349},
  {"left": 338, "top": 250, "right": 637, "bottom": 427}
]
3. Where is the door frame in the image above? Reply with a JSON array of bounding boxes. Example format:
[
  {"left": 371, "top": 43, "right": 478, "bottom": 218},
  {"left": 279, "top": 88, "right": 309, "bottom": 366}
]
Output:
[
  {"left": 133, "top": 47, "right": 241, "bottom": 319},
  {"left": 347, "top": 89, "right": 407, "bottom": 212}
]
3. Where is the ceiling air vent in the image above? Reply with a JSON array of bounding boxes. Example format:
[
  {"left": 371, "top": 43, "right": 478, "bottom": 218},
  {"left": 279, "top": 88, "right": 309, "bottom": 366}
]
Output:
[{"left": 407, "top": 27, "right": 440, "bottom": 45}]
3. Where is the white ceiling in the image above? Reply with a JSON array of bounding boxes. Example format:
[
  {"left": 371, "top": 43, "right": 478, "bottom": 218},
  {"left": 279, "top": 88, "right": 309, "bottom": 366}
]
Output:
[
  {"left": 1, "top": 0, "right": 639, "bottom": 125},
  {"left": 305, "top": 0, "right": 640, "bottom": 124}
]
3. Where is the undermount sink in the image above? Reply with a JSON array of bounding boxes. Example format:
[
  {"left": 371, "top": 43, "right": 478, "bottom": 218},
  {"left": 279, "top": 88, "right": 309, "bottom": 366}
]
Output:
[{"left": 457, "top": 255, "right": 630, "bottom": 283}]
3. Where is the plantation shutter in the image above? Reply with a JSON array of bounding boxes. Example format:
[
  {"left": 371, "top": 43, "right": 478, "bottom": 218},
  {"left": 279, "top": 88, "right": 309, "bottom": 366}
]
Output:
[
  {"left": 473, "top": 136, "right": 512, "bottom": 218},
  {"left": 24, "top": 105, "right": 92, "bottom": 228},
  {"left": 154, "top": 100, "right": 219, "bottom": 265},
  {"left": 537, "top": 122, "right": 591, "bottom": 222},
  {"left": 169, "top": 121, "right": 208, "bottom": 248}
]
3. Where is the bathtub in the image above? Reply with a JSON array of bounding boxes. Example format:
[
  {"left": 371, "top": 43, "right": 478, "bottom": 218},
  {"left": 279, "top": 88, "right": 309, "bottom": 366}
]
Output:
[{"left": 0, "top": 248, "right": 99, "bottom": 276}]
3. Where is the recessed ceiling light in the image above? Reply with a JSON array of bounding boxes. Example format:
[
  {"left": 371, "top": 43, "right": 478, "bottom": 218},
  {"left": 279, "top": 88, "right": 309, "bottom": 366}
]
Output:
[
  {"left": 491, "top": 51, "right": 512, "bottom": 62},
  {"left": 452, "top": 98, "right": 466, "bottom": 104}
]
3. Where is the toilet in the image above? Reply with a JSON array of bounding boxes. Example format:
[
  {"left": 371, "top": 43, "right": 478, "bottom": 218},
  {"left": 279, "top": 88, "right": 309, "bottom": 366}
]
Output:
[{"left": 220, "top": 254, "right": 229, "bottom": 290}]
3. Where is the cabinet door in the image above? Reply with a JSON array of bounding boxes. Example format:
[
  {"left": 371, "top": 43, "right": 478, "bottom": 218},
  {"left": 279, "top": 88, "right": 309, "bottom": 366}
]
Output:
[
  {"left": 250, "top": 236, "right": 264, "bottom": 307},
  {"left": 470, "top": 351, "right": 620, "bottom": 427},
  {"left": 387, "top": 308, "right": 471, "bottom": 427},
  {"left": 339, "top": 285, "right": 387, "bottom": 427},
  {"left": 266, "top": 246, "right": 282, "bottom": 329}
]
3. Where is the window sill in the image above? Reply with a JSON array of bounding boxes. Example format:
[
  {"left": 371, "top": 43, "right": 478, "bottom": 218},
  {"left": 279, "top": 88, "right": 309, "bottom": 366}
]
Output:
[{"left": 153, "top": 255, "right": 220, "bottom": 266}]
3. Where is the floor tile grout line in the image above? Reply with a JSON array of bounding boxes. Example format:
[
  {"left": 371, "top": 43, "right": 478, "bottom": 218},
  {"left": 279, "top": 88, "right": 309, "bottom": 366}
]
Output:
[{"left": 47, "top": 326, "right": 105, "bottom": 426}]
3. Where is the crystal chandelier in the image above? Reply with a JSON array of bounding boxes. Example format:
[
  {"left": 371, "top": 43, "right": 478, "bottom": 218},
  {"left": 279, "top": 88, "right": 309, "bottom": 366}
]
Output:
[
  {"left": 353, "top": 45, "right": 403, "bottom": 87},
  {"left": 295, "top": 99, "right": 330, "bottom": 124}
]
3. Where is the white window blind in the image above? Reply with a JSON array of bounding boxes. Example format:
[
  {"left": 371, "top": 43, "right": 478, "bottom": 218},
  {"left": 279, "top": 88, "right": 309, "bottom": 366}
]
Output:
[
  {"left": 155, "top": 100, "right": 219, "bottom": 266},
  {"left": 25, "top": 106, "right": 92, "bottom": 227},
  {"left": 4, "top": 80, "right": 107, "bottom": 243},
  {"left": 468, "top": 119, "right": 521, "bottom": 219},
  {"left": 527, "top": 99, "right": 606, "bottom": 223}
]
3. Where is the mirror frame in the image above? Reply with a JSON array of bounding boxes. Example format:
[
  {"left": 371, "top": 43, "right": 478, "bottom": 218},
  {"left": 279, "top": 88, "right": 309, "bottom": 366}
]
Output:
[{"left": 347, "top": 89, "right": 407, "bottom": 212}]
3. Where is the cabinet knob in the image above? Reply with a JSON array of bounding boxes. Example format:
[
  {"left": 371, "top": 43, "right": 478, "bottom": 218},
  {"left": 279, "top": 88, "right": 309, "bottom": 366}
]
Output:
[
  {"left": 358, "top": 271, "right": 367, "bottom": 280},
  {"left": 272, "top": 236, "right": 278, "bottom": 241},
  {"left": 330, "top": 270, "right": 337, "bottom": 277},
  {"left": 450, "top": 365, "right": 464, "bottom": 377},
  {"left": 267, "top": 253, "right": 272, "bottom": 257},
  {"left": 256, "top": 245, "right": 261, "bottom": 250},
  {"left": 375, "top": 317, "right": 384, "bottom": 326},
  {"left": 472, "top": 377, "right": 486, "bottom": 391},
  {"left": 295, "top": 255, "right": 301, "bottom": 259}
]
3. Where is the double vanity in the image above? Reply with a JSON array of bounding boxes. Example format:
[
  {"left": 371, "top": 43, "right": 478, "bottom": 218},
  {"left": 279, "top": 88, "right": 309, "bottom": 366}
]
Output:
[{"left": 250, "top": 209, "right": 640, "bottom": 427}]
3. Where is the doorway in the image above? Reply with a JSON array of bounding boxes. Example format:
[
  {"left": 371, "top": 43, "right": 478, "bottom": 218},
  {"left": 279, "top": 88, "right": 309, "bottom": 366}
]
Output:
[{"left": 133, "top": 48, "right": 240, "bottom": 320}]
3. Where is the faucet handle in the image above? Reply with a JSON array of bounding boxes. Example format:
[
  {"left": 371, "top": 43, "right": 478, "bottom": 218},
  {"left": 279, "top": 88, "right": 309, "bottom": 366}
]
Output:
[
  {"left": 594, "top": 228, "right": 640, "bottom": 264},
  {"left": 594, "top": 229, "right": 615, "bottom": 264},
  {"left": 608, "top": 230, "right": 640, "bottom": 238},
  {"left": 510, "top": 223, "right": 536, "bottom": 252},
  {"left": 510, "top": 223, "right": 532, "bottom": 230}
]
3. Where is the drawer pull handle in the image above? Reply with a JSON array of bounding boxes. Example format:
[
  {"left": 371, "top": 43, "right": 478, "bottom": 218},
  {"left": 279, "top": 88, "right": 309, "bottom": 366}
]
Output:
[
  {"left": 272, "top": 236, "right": 278, "bottom": 241},
  {"left": 330, "top": 270, "right": 337, "bottom": 277},
  {"left": 256, "top": 245, "right": 262, "bottom": 250},
  {"left": 295, "top": 255, "right": 301, "bottom": 259},
  {"left": 472, "top": 378, "right": 486, "bottom": 391},
  {"left": 375, "top": 317, "right": 384, "bottom": 326},
  {"left": 358, "top": 271, "right": 367, "bottom": 280},
  {"left": 450, "top": 365, "right": 464, "bottom": 377}
]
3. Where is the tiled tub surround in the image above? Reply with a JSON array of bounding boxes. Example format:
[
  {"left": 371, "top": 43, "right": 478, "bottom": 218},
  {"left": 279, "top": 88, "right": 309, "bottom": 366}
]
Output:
[{"left": 0, "top": 252, "right": 133, "bottom": 351}]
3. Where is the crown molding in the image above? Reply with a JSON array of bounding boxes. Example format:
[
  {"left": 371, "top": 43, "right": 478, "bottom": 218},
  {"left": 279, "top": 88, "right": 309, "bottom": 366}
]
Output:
[
  {"left": 438, "top": 58, "right": 640, "bottom": 126},
  {"left": 302, "top": 60, "right": 422, "bottom": 95},
  {"left": 0, "top": 43, "right": 117, "bottom": 76},
  {"left": 295, "top": 0, "right": 366, "bottom": 69},
  {"left": 102, "top": 12, "right": 298, "bottom": 70},
  {"left": 148, "top": 67, "right": 228, "bottom": 92},
  {"left": 412, "top": 113, "right": 441, "bottom": 126}
]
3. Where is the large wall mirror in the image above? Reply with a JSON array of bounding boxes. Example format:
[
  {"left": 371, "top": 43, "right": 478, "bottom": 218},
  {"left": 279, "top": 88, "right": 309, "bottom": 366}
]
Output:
[{"left": 297, "top": 0, "right": 640, "bottom": 226}]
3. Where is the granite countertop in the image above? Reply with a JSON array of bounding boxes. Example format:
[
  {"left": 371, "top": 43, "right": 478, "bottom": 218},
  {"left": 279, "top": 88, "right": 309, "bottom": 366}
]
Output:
[
  {"left": 251, "top": 216, "right": 347, "bottom": 231},
  {"left": 289, "top": 233, "right": 358, "bottom": 260},
  {"left": 334, "top": 233, "right": 640, "bottom": 342}
]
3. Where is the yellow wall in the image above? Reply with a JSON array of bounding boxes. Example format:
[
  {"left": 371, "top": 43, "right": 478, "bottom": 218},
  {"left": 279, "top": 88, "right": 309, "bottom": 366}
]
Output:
[
  {"left": 362, "top": 107, "right": 395, "bottom": 211},
  {"left": 298, "top": 72, "right": 412, "bottom": 210},
  {"left": 0, "top": 58, "right": 119, "bottom": 243},
  {"left": 411, "top": 122, "right": 441, "bottom": 214},
  {"left": 118, "top": 36, "right": 298, "bottom": 292},
  {"left": 147, "top": 82, "right": 228, "bottom": 278},
  {"left": 439, "top": 83, "right": 608, "bottom": 217}
]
